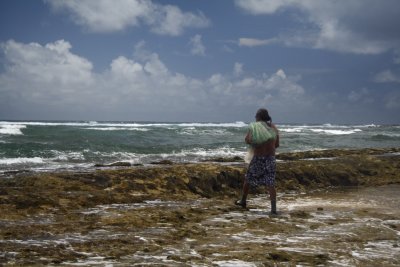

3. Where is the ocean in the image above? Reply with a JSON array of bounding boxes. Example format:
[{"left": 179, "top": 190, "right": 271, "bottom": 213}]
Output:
[{"left": 0, "top": 121, "right": 399, "bottom": 174}]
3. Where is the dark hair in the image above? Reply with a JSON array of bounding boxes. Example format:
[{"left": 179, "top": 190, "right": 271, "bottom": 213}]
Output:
[{"left": 255, "top": 108, "right": 272, "bottom": 123}]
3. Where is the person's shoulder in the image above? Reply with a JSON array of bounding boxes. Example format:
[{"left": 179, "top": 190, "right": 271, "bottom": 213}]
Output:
[{"left": 270, "top": 123, "right": 279, "bottom": 132}]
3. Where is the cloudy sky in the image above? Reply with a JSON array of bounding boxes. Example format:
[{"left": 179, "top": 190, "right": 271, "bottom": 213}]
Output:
[{"left": 1, "top": 0, "right": 400, "bottom": 124}]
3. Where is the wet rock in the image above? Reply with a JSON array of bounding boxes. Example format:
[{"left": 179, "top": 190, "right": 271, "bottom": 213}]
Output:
[
  {"left": 202, "top": 156, "right": 244, "bottom": 162},
  {"left": 150, "top": 160, "right": 174, "bottom": 165},
  {"left": 94, "top": 161, "right": 132, "bottom": 167},
  {"left": 267, "top": 251, "right": 291, "bottom": 261},
  {"left": 1, "top": 148, "right": 400, "bottom": 213},
  {"left": 1, "top": 148, "right": 400, "bottom": 266},
  {"left": 289, "top": 210, "right": 311, "bottom": 218}
]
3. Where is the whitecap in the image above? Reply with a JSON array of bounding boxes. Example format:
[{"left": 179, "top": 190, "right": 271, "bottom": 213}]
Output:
[
  {"left": 173, "top": 147, "right": 244, "bottom": 159},
  {"left": 0, "top": 157, "right": 44, "bottom": 165},
  {"left": 175, "top": 121, "right": 248, "bottom": 128},
  {"left": 279, "top": 128, "right": 304, "bottom": 133},
  {"left": 355, "top": 124, "right": 380, "bottom": 128},
  {"left": 311, "top": 129, "right": 362, "bottom": 135},
  {"left": 179, "top": 128, "right": 230, "bottom": 136},
  {"left": 82, "top": 127, "right": 149, "bottom": 131},
  {"left": 50, "top": 150, "right": 85, "bottom": 161},
  {"left": 0, "top": 124, "right": 26, "bottom": 135},
  {"left": 0, "top": 121, "right": 248, "bottom": 128}
]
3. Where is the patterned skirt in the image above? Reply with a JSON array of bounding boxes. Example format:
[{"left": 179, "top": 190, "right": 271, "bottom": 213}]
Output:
[{"left": 245, "top": 155, "right": 276, "bottom": 187}]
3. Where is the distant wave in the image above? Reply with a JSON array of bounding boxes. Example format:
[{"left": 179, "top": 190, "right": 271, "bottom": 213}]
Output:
[
  {"left": 176, "top": 146, "right": 244, "bottom": 158},
  {"left": 90, "top": 146, "right": 244, "bottom": 163},
  {"left": 173, "top": 122, "right": 247, "bottom": 128},
  {"left": 322, "top": 123, "right": 378, "bottom": 128},
  {"left": 279, "top": 128, "right": 304, "bottom": 133},
  {"left": 371, "top": 134, "right": 400, "bottom": 140},
  {"left": 2, "top": 147, "right": 247, "bottom": 171},
  {"left": 50, "top": 150, "right": 85, "bottom": 161},
  {"left": 0, "top": 121, "right": 248, "bottom": 128},
  {"left": 279, "top": 124, "right": 354, "bottom": 129},
  {"left": 82, "top": 127, "right": 150, "bottom": 131},
  {"left": 279, "top": 127, "right": 362, "bottom": 135},
  {"left": 0, "top": 157, "right": 44, "bottom": 165},
  {"left": 310, "top": 129, "right": 362, "bottom": 135},
  {"left": 354, "top": 124, "right": 380, "bottom": 128},
  {"left": 179, "top": 128, "right": 231, "bottom": 136},
  {"left": 0, "top": 124, "right": 26, "bottom": 135}
]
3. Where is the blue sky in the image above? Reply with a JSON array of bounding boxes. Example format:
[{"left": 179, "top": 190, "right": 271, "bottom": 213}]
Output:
[{"left": 0, "top": 0, "right": 400, "bottom": 124}]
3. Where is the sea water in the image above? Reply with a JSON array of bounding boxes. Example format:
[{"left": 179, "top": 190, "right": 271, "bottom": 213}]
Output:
[{"left": 0, "top": 121, "right": 399, "bottom": 173}]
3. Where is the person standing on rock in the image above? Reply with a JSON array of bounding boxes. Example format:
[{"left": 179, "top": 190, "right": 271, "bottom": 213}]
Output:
[{"left": 235, "top": 108, "right": 280, "bottom": 214}]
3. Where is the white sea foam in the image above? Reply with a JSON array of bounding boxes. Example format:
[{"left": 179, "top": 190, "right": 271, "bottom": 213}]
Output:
[
  {"left": 355, "top": 124, "right": 380, "bottom": 128},
  {"left": 214, "top": 260, "right": 257, "bottom": 267},
  {"left": 374, "top": 132, "right": 400, "bottom": 138},
  {"left": 351, "top": 240, "right": 400, "bottom": 260},
  {"left": 77, "top": 147, "right": 245, "bottom": 166},
  {"left": 90, "top": 151, "right": 142, "bottom": 163},
  {"left": 174, "top": 121, "right": 247, "bottom": 128},
  {"left": 0, "top": 121, "right": 248, "bottom": 128},
  {"left": 311, "top": 129, "right": 362, "bottom": 135},
  {"left": 94, "top": 147, "right": 244, "bottom": 165},
  {"left": 0, "top": 124, "right": 26, "bottom": 135},
  {"left": 279, "top": 124, "right": 353, "bottom": 129},
  {"left": 0, "top": 157, "right": 44, "bottom": 165},
  {"left": 279, "top": 124, "right": 365, "bottom": 135},
  {"left": 171, "top": 147, "right": 244, "bottom": 159},
  {"left": 63, "top": 258, "right": 116, "bottom": 266},
  {"left": 82, "top": 127, "right": 149, "bottom": 131},
  {"left": 180, "top": 128, "right": 230, "bottom": 136},
  {"left": 50, "top": 150, "right": 85, "bottom": 161},
  {"left": 279, "top": 128, "right": 304, "bottom": 133}
]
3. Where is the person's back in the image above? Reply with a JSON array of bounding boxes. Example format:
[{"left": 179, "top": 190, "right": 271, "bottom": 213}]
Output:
[
  {"left": 246, "top": 122, "right": 279, "bottom": 157},
  {"left": 252, "top": 123, "right": 279, "bottom": 157},
  {"left": 237, "top": 108, "right": 279, "bottom": 214}
]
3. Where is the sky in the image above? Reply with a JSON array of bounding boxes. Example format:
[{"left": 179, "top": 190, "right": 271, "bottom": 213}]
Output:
[{"left": 0, "top": 0, "right": 400, "bottom": 124}]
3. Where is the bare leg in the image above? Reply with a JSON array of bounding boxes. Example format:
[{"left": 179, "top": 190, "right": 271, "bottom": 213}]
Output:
[
  {"left": 235, "top": 180, "right": 249, "bottom": 208},
  {"left": 267, "top": 186, "right": 276, "bottom": 201},
  {"left": 267, "top": 186, "right": 277, "bottom": 214},
  {"left": 241, "top": 180, "right": 249, "bottom": 202}
]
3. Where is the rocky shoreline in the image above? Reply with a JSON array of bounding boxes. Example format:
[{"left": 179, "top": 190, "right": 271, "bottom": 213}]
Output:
[{"left": 1, "top": 148, "right": 400, "bottom": 266}]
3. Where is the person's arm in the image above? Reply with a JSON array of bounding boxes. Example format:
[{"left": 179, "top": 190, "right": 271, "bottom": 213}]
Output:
[
  {"left": 275, "top": 133, "right": 280, "bottom": 148},
  {"left": 272, "top": 124, "right": 279, "bottom": 148},
  {"left": 245, "top": 131, "right": 252, "bottom": 144}
]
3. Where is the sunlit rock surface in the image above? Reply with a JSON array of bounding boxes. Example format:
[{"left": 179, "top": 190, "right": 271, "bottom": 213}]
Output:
[{"left": 0, "top": 148, "right": 399, "bottom": 266}]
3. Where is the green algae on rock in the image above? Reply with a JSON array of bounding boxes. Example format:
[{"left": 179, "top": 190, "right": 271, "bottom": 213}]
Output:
[{"left": 1, "top": 148, "right": 400, "bottom": 266}]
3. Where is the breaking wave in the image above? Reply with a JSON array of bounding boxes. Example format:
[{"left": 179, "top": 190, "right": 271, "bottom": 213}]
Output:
[{"left": 0, "top": 124, "right": 26, "bottom": 135}]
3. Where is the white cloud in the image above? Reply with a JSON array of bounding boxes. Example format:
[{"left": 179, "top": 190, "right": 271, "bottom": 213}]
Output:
[
  {"left": 110, "top": 56, "right": 143, "bottom": 78},
  {"left": 0, "top": 40, "right": 309, "bottom": 121},
  {"left": 235, "top": 0, "right": 297, "bottom": 15},
  {"left": 239, "top": 38, "right": 277, "bottom": 47},
  {"left": 265, "top": 69, "right": 305, "bottom": 96},
  {"left": 45, "top": 0, "right": 210, "bottom": 35},
  {"left": 189, "top": 34, "right": 206, "bottom": 56},
  {"left": 233, "top": 62, "right": 243, "bottom": 76},
  {"left": 374, "top": 70, "right": 400, "bottom": 83},
  {"left": 235, "top": 0, "right": 400, "bottom": 54},
  {"left": 0, "top": 40, "right": 94, "bottom": 105}
]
